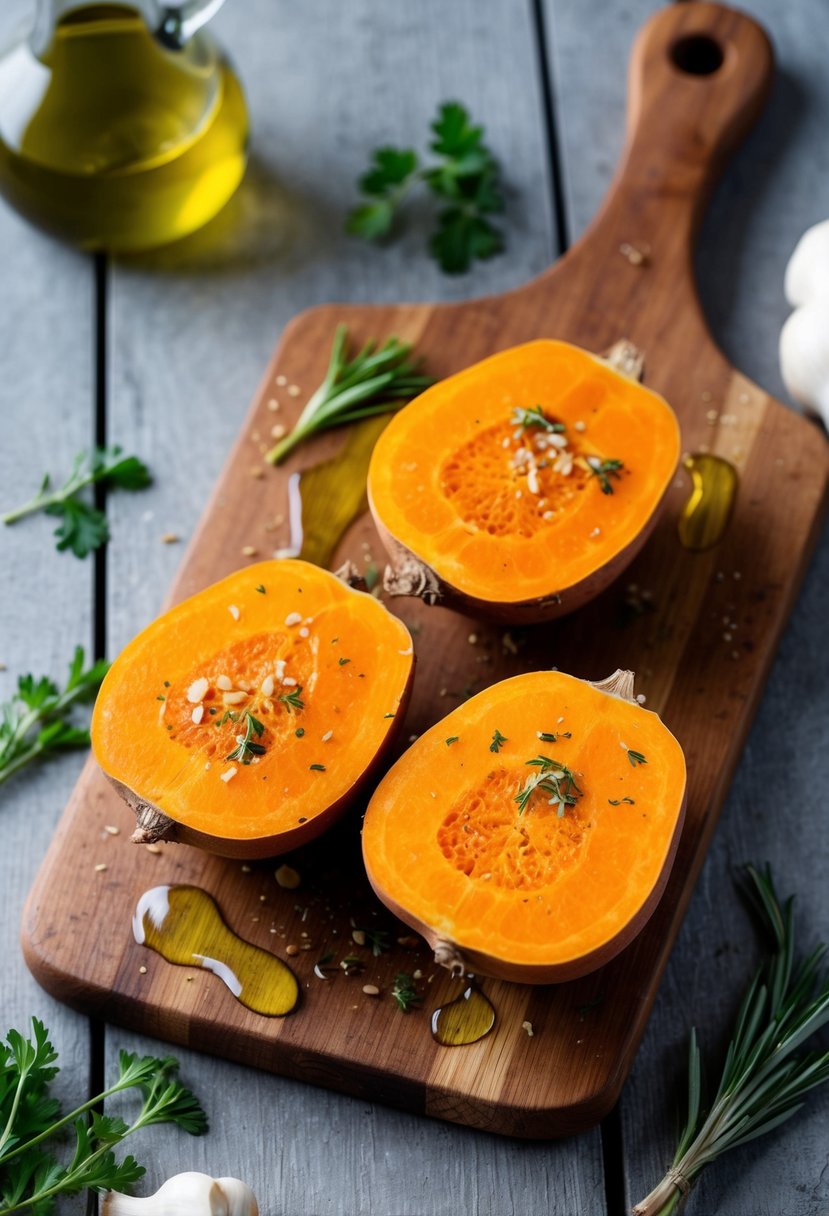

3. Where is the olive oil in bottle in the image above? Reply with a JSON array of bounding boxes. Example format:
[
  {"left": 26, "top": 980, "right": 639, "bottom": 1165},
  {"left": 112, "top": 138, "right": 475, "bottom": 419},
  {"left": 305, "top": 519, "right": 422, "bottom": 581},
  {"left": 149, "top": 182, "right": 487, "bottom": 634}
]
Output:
[{"left": 0, "top": 2, "right": 248, "bottom": 250}]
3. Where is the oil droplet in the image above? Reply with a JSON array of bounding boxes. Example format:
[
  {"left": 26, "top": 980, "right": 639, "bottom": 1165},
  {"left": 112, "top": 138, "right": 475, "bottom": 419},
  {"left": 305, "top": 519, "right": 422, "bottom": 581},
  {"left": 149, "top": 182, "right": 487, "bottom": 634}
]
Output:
[
  {"left": 431, "top": 981, "right": 496, "bottom": 1046},
  {"left": 287, "top": 416, "right": 390, "bottom": 569},
  {"left": 133, "top": 885, "right": 299, "bottom": 1016},
  {"left": 678, "top": 453, "right": 739, "bottom": 551}
]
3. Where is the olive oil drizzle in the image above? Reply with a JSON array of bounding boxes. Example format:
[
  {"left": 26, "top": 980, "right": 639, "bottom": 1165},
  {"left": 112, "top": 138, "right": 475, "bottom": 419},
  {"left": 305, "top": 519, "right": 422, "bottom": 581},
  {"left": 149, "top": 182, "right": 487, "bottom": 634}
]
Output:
[
  {"left": 678, "top": 453, "right": 739, "bottom": 551},
  {"left": 431, "top": 979, "right": 496, "bottom": 1046}
]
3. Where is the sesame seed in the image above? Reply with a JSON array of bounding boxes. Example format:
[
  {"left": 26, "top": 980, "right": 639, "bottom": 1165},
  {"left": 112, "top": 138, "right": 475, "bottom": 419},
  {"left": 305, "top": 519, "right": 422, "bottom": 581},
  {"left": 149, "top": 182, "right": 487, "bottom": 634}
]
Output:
[
  {"left": 267, "top": 398, "right": 280, "bottom": 411},
  {"left": 187, "top": 677, "right": 209, "bottom": 703},
  {"left": 468, "top": 633, "right": 478, "bottom": 645},
  {"left": 574, "top": 420, "right": 586, "bottom": 432},
  {"left": 250, "top": 466, "right": 265, "bottom": 479},
  {"left": 241, "top": 545, "right": 258, "bottom": 557},
  {"left": 288, "top": 384, "right": 301, "bottom": 397},
  {"left": 104, "top": 824, "right": 120, "bottom": 835},
  {"left": 191, "top": 704, "right": 204, "bottom": 725},
  {"left": 285, "top": 612, "right": 302, "bottom": 626},
  {"left": 276, "top": 374, "right": 288, "bottom": 386},
  {"left": 228, "top": 604, "right": 241, "bottom": 621},
  {"left": 321, "top": 729, "right": 333, "bottom": 742},
  {"left": 589, "top": 526, "right": 601, "bottom": 538},
  {"left": 161, "top": 532, "right": 179, "bottom": 544},
  {"left": 220, "top": 766, "right": 238, "bottom": 783},
  {"left": 94, "top": 863, "right": 107, "bottom": 872},
  {"left": 281, "top": 676, "right": 297, "bottom": 687},
  {"left": 217, "top": 675, "right": 233, "bottom": 690},
  {"left": 204, "top": 762, "right": 211, "bottom": 771},
  {"left": 139, "top": 965, "right": 148, "bottom": 974},
  {"left": 270, "top": 424, "right": 287, "bottom": 440}
]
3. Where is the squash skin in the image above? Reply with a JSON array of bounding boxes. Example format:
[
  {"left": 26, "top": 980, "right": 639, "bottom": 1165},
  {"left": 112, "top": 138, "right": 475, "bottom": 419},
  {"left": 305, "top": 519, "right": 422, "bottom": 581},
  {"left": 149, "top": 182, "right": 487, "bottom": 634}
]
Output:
[
  {"left": 92, "top": 561, "right": 414, "bottom": 860},
  {"left": 362, "top": 670, "right": 686, "bottom": 984},
  {"left": 368, "top": 339, "right": 681, "bottom": 625}
]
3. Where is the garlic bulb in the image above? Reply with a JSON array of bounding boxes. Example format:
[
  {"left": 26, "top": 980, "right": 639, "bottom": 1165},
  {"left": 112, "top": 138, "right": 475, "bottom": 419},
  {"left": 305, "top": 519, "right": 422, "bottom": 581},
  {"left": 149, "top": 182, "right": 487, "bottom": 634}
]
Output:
[
  {"left": 779, "top": 218, "right": 829, "bottom": 424},
  {"left": 101, "top": 1171, "right": 259, "bottom": 1216}
]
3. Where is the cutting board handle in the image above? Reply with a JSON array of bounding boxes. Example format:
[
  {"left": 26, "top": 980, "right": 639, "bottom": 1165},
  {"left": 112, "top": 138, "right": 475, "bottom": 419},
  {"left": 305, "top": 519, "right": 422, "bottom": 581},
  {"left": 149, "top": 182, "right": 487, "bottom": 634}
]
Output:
[{"left": 542, "top": 2, "right": 774, "bottom": 349}]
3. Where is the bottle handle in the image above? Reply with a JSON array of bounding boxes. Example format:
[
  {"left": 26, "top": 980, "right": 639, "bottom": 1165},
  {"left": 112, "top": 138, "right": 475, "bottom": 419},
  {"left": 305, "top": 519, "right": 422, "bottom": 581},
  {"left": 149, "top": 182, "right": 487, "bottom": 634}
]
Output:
[{"left": 153, "top": 0, "right": 228, "bottom": 49}]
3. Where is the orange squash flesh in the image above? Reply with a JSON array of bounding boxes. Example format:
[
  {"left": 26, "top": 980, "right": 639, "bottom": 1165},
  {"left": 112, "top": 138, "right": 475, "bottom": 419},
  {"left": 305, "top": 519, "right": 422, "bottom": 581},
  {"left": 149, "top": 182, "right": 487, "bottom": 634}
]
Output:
[
  {"left": 362, "top": 670, "right": 686, "bottom": 984},
  {"left": 92, "top": 561, "right": 414, "bottom": 859},
  {"left": 368, "top": 340, "right": 681, "bottom": 623}
]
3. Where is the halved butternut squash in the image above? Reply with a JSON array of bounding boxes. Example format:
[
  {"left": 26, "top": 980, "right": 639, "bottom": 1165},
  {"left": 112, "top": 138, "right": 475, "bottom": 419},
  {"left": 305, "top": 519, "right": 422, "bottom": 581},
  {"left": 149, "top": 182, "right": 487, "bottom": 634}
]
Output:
[
  {"left": 362, "top": 669, "right": 686, "bottom": 983},
  {"left": 368, "top": 339, "right": 681, "bottom": 623},
  {"left": 92, "top": 560, "right": 414, "bottom": 859}
]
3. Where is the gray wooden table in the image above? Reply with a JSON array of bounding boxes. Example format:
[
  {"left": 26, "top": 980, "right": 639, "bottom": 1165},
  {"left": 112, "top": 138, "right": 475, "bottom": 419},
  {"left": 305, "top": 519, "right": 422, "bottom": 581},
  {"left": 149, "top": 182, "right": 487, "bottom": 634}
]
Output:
[{"left": 2, "top": 1, "right": 827, "bottom": 1213}]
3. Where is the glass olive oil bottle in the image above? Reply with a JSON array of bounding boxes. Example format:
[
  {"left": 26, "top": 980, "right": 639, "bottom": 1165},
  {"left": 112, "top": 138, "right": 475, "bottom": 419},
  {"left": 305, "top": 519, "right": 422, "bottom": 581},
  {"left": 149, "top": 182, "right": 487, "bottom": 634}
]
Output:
[{"left": 0, "top": 1, "right": 248, "bottom": 250}]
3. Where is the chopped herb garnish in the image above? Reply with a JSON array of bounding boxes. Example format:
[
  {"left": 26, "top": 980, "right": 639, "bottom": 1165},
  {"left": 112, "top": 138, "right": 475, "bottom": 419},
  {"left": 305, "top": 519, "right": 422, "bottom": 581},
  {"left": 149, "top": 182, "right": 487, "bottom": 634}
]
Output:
[
  {"left": 218, "top": 710, "right": 239, "bottom": 726},
  {"left": 355, "top": 927, "right": 391, "bottom": 957},
  {"left": 254, "top": 584, "right": 266, "bottom": 594},
  {"left": 392, "top": 972, "right": 421, "bottom": 1013},
  {"left": 331, "top": 637, "right": 339, "bottom": 644},
  {"left": 279, "top": 686, "right": 305, "bottom": 713},
  {"left": 537, "top": 730, "right": 571, "bottom": 743},
  {"left": 512, "top": 405, "right": 566, "bottom": 433},
  {"left": 310, "top": 763, "right": 326, "bottom": 772},
  {"left": 339, "top": 657, "right": 351, "bottom": 666},
  {"left": 155, "top": 694, "right": 165, "bottom": 702},
  {"left": 295, "top": 727, "right": 305, "bottom": 738},
  {"left": 383, "top": 713, "right": 395, "bottom": 719},
  {"left": 627, "top": 749, "right": 647, "bottom": 767},
  {"left": 515, "top": 755, "right": 583, "bottom": 817},
  {"left": 225, "top": 711, "right": 266, "bottom": 765},
  {"left": 489, "top": 729, "right": 508, "bottom": 753},
  {"left": 609, "top": 797, "right": 636, "bottom": 806},
  {"left": 445, "top": 736, "right": 459, "bottom": 746},
  {"left": 586, "top": 456, "right": 624, "bottom": 495},
  {"left": 163, "top": 681, "right": 170, "bottom": 688},
  {"left": 340, "top": 954, "right": 365, "bottom": 974},
  {"left": 265, "top": 325, "right": 433, "bottom": 464}
]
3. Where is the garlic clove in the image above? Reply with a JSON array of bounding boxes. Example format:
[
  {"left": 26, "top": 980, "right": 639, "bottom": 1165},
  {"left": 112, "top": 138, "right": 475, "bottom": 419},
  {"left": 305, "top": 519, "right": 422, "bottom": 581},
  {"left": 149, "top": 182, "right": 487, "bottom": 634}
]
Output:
[
  {"left": 216, "top": 1177, "right": 260, "bottom": 1216},
  {"left": 784, "top": 219, "right": 829, "bottom": 307},
  {"left": 102, "top": 1171, "right": 259, "bottom": 1216},
  {"left": 779, "top": 303, "right": 829, "bottom": 423}
]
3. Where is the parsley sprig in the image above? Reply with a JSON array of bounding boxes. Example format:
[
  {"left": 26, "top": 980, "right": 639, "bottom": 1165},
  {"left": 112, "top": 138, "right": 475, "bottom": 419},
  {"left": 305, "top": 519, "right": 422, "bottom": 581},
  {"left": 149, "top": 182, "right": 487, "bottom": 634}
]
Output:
[
  {"left": 265, "top": 325, "right": 432, "bottom": 465},
  {"left": 0, "top": 647, "right": 108, "bottom": 788},
  {"left": 512, "top": 406, "right": 566, "bottom": 434},
  {"left": 2, "top": 447, "right": 151, "bottom": 558},
  {"left": 0, "top": 1019, "right": 206, "bottom": 1215},
  {"left": 634, "top": 865, "right": 829, "bottom": 1216},
  {"left": 225, "top": 711, "right": 266, "bottom": 765},
  {"left": 515, "top": 755, "right": 583, "bottom": 817},
  {"left": 586, "top": 456, "right": 624, "bottom": 495},
  {"left": 348, "top": 101, "right": 505, "bottom": 274}
]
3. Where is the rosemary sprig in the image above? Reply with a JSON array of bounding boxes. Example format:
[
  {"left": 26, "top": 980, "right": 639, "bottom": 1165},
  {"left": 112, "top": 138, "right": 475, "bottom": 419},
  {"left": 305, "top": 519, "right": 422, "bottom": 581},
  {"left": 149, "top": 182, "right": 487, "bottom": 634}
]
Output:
[
  {"left": 225, "top": 711, "right": 266, "bottom": 765},
  {"left": 265, "top": 325, "right": 433, "bottom": 464},
  {"left": 392, "top": 973, "right": 421, "bottom": 1013},
  {"left": 512, "top": 406, "right": 566, "bottom": 433},
  {"left": 633, "top": 865, "right": 829, "bottom": 1216},
  {"left": 538, "top": 730, "right": 571, "bottom": 743},
  {"left": 627, "top": 748, "right": 647, "bottom": 767},
  {"left": 585, "top": 456, "right": 624, "bottom": 494},
  {"left": 515, "top": 755, "right": 582, "bottom": 817},
  {"left": 0, "top": 647, "right": 109, "bottom": 788}
]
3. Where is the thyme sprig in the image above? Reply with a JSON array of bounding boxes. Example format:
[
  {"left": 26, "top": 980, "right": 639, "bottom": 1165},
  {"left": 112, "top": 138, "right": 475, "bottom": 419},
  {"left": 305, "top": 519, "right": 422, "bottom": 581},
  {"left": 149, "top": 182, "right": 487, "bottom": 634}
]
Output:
[
  {"left": 265, "top": 324, "right": 433, "bottom": 464},
  {"left": 512, "top": 406, "right": 566, "bottom": 434},
  {"left": 515, "top": 755, "right": 582, "bottom": 817},
  {"left": 225, "top": 711, "right": 266, "bottom": 765},
  {"left": 0, "top": 647, "right": 109, "bottom": 788},
  {"left": 586, "top": 456, "right": 624, "bottom": 495},
  {"left": 633, "top": 865, "right": 829, "bottom": 1216},
  {"left": 392, "top": 973, "right": 422, "bottom": 1013},
  {"left": 489, "top": 729, "right": 508, "bottom": 754},
  {"left": 278, "top": 686, "right": 305, "bottom": 713}
]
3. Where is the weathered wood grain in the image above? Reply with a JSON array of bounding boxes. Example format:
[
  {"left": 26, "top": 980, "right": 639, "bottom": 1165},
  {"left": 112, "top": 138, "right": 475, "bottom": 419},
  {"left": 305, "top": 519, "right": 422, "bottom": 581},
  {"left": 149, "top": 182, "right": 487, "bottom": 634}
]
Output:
[
  {"left": 0, "top": 10, "right": 95, "bottom": 1214},
  {"left": 547, "top": 1, "right": 829, "bottom": 1211},
  {"left": 96, "top": 1, "right": 606, "bottom": 1212}
]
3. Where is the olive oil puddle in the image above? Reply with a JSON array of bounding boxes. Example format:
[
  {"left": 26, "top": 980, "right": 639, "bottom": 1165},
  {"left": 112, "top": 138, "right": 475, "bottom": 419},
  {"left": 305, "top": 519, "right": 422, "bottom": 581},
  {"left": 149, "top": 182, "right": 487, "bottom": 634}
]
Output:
[
  {"left": 282, "top": 416, "right": 390, "bottom": 568},
  {"left": 133, "top": 885, "right": 299, "bottom": 1016},
  {"left": 678, "top": 453, "right": 739, "bottom": 550},
  {"left": 431, "top": 980, "right": 496, "bottom": 1046}
]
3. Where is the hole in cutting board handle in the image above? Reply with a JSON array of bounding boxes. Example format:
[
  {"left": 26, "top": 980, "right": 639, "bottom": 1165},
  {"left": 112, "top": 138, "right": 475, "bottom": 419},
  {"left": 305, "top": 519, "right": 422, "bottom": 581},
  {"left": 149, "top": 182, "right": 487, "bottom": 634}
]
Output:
[{"left": 669, "top": 34, "right": 725, "bottom": 76}]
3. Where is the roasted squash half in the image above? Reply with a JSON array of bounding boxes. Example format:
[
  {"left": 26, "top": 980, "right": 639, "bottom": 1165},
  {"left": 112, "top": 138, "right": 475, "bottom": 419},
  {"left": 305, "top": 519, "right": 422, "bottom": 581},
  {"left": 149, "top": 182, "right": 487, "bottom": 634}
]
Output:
[
  {"left": 368, "top": 339, "right": 681, "bottom": 623},
  {"left": 362, "top": 669, "right": 686, "bottom": 984},
  {"left": 92, "top": 561, "right": 414, "bottom": 859}
]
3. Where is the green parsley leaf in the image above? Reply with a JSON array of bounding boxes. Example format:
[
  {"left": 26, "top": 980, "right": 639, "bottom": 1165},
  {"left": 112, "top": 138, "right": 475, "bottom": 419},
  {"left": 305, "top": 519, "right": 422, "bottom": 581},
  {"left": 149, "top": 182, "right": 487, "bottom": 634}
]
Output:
[{"left": 489, "top": 729, "right": 508, "bottom": 754}]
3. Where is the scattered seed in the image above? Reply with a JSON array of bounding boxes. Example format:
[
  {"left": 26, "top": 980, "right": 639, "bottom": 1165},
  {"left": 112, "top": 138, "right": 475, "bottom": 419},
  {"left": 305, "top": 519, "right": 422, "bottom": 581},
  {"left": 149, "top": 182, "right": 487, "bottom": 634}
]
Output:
[
  {"left": 139, "top": 965, "right": 148, "bottom": 975},
  {"left": 267, "top": 398, "right": 280, "bottom": 411},
  {"left": 217, "top": 674, "right": 233, "bottom": 691},
  {"left": 104, "top": 824, "right": 120, "bottom": 836},
  {"left": 574, "top": 420, "right": 586, "bottom": 432},
  {"left": 261, "top": 674, "right": 275, "bottom": 696},
  {"left": 352, "top": 929, "right": 367, "bottom": 946},
  {"left": 241, "top": 545, "right": 258, "bottom": 557},
  {"left": 161, "top": 533, "right": 179, "bottom": 544},
  {"left": 522, "top": 1020, "right": 534, "bottom": 1037},
  {"left": 250, "top": 466, "right": 265, "bottom": 480},
  {"left": 285, "top": 612, "right": 303, "bottom": 627},
  {"left": 275, "top": 864, "right": 301, "bottom": 890},
  {"left": 288, "top": 384, "right": 301, "bottom": 397},
  {"left": 223, "top": 691, "right": 247, "bottom": 705},
  {"left": 397, "top": 935, "right": 420, "bottom": 948},
  {"left": 276, "top": 374, "right": 288, "bottom": 386},
  {"left": 145, "top": 843, "right": 162, "bottom": 855},
  {"left": 220, "top": 766, "right": 239, "bottom": 783},
  {"left": 191, "top": 705, "right": 204, "bottom": 725},
  {"left": 362, "top": 984, "right": 380, "bottom": 996},
  {"left": 270, "top": 424, "right": 287, "bottom": 440},
  {"left": 187, "top": 677, "right": 209, "bottom": 703},
  {"left": 321, "top": 729, "right": 333, "bottom": 742},
  {"left": 286, "top": 944, "right": 300, "bottom": 957},
  {"left": 228, "top": 604, "right": 241, "bottom": 621},
  {"left": 94, "top": 863, "right": 107, "bottom": 872},
  {"left": 468, "top": 633, "right": 478, "bottom": 645}
]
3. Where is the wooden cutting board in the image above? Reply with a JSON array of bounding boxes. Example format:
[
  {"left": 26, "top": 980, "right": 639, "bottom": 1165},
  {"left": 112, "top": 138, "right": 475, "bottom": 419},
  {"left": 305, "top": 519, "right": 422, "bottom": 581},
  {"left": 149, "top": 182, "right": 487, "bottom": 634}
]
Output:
[{"left": 22, "top": 2, "right": 828, "bottom": 1137}]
